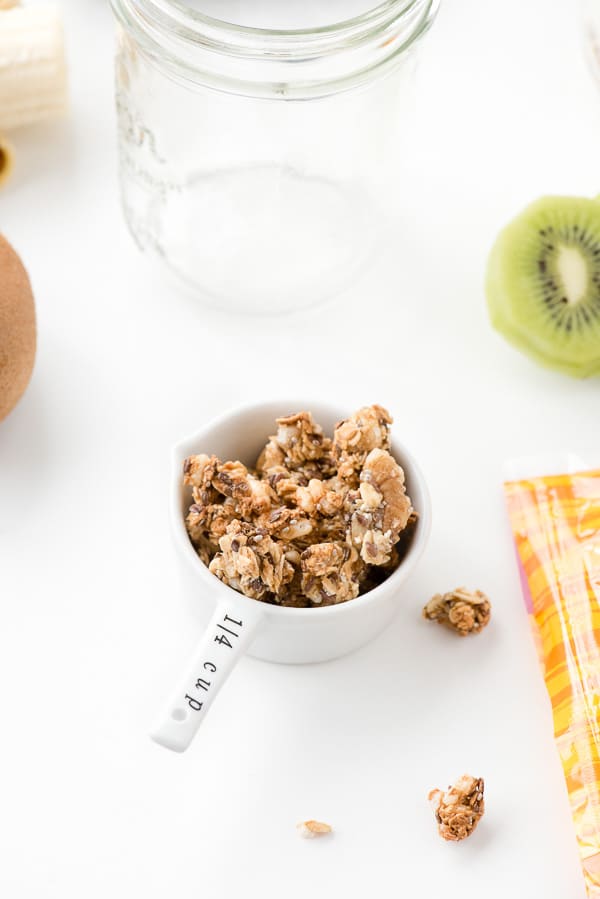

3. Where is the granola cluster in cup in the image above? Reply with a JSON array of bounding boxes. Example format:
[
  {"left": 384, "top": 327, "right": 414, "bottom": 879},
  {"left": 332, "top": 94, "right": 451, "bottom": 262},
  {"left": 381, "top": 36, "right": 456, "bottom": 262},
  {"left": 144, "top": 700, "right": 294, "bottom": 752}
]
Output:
[{"left": 183, "top": 405, "right": 417, "bottom": 607}]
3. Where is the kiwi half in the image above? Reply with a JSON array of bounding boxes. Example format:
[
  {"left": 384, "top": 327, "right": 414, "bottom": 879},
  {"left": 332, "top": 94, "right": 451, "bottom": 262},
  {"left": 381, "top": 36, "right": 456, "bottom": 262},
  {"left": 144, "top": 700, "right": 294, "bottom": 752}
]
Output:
[{"left": 486, "top": 196, "right": 600, "bottom": 378}]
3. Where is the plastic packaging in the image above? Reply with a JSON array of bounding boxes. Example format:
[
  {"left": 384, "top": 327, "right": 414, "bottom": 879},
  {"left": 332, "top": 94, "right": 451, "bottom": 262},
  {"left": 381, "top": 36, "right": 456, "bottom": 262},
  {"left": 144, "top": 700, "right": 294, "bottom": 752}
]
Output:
[{"left": 504, "top": 457, "right": 600, "bottom": 896}]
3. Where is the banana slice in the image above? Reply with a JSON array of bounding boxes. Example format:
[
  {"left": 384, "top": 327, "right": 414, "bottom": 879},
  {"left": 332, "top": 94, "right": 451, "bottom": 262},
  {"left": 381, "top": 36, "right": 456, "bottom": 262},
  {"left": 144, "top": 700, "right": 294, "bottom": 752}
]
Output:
[{"left": 0, "top": 3, "right": 68, "bottom": 132}]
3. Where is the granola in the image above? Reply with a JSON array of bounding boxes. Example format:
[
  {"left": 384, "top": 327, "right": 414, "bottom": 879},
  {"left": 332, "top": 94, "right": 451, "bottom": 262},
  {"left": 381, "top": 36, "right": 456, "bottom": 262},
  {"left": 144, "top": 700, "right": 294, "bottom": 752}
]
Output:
[
  {"left": 300, "top": 541, "right": 366, "bottom": 605},
  {"left": 348, "top": 448, "right": 413, "bottom": 565},
  {"left": 257, "top": 411, "right": 333, "bottom": 475},
  {"left": 255, "top": 505, "right": 314, "bottom": 543},
  {"left": 423, "top": 587, "right": 492, "bottom": 636},
  {"left": 332, "top": 404, "right": 392, "bottom": 482},
  {"left": 428, "top": 775, "right": 485, "bottom": 841},
  {"left": 186, "top": 497, "right": 239, "bottom": 550},
  {"left": 183, "top": 406, "right": 417, "bottom": 607},
  {"left": 296, "top": 820, "right": 333, "bottom": 838},
  {"left": 209, "top": 520, "right": 295, "bottom": 600}
]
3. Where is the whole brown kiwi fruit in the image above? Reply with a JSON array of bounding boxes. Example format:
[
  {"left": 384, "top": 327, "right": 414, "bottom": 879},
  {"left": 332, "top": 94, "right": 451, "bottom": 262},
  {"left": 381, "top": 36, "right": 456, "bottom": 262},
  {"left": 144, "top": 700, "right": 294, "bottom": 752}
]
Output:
[{"left": 0, "top": 234, "right": 36, "bottom": 421}]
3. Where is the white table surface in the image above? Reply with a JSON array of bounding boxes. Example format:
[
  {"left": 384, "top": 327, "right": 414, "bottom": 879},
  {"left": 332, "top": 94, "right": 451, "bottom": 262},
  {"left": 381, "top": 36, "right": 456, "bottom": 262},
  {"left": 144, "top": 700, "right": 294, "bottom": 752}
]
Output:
[{"left": 2, "top": 0, "right": 599, "bottom": 896}]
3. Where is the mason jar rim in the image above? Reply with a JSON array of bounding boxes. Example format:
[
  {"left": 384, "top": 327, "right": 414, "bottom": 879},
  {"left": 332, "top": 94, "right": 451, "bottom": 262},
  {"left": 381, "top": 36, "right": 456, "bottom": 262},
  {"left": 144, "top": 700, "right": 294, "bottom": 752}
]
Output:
[
  {"left": 119, "top": 0, "right": 421, "bottom": 45},
  {"left": 111, "top": 0, "right": 439, "bottom": 96}
]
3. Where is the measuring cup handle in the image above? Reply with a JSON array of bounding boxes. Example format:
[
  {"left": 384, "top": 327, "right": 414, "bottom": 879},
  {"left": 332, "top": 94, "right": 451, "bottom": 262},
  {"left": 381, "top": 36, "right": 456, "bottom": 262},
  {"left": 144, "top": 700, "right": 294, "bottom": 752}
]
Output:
[{"left": 150, "top": 595, "right": 266, "bottom": 752}]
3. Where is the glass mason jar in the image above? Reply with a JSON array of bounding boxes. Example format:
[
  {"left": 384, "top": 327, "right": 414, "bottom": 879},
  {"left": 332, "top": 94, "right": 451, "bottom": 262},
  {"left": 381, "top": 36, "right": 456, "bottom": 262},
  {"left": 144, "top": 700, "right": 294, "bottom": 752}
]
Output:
[
  {"left": 583, "top": 0, "right": 600, "bottom": 81},
  {"left": 110, "top": 0, "right": 440, "bottom": 313}
]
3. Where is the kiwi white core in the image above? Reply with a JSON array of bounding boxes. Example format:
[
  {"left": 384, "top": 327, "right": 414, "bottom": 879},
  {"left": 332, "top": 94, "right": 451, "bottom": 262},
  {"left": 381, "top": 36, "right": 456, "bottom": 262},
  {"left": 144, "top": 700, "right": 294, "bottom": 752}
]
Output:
[{"left": 557, "top": 244, "right": 588, "bottom": 304}]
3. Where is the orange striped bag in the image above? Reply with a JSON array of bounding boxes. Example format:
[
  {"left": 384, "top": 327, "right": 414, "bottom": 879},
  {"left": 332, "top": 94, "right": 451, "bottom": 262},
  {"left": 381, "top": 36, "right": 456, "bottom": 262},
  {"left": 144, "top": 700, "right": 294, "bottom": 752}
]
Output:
[{"left": 504, "top": 464, "right": 600, "bottom": 897}]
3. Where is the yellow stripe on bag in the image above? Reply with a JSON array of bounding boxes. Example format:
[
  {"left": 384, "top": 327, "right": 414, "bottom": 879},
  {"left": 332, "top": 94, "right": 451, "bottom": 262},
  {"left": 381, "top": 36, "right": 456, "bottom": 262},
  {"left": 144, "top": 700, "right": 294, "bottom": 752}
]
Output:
[{"left": 505, "top": 468, "right": 600, "bottom": 897}]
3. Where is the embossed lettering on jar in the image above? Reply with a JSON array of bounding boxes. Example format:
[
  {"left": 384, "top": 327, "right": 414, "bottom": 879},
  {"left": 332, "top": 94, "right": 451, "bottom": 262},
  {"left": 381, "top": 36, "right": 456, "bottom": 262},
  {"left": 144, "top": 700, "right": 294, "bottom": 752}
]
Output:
[{"left": 111, "top": 0, "right": 440, "bottom": 312}]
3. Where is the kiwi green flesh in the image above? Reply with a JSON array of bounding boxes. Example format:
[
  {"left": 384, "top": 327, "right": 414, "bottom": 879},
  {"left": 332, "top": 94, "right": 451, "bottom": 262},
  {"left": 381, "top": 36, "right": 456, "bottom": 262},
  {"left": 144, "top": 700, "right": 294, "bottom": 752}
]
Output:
[
  {"left": 486, "top": 196, "right": 600, "bottom": 377},
  {"left": 488, "top": 241, "right": 600, "bottom": 377},
  {"left": 489, "top": 311, "right": 600, "bottom": 377}
]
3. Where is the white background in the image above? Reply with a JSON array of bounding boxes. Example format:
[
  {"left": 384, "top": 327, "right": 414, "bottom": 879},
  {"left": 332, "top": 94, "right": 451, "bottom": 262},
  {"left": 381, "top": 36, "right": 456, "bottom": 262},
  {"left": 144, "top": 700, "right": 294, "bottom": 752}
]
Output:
[{"left": 1, "top": 0, "right": 599, "bottom": 896}]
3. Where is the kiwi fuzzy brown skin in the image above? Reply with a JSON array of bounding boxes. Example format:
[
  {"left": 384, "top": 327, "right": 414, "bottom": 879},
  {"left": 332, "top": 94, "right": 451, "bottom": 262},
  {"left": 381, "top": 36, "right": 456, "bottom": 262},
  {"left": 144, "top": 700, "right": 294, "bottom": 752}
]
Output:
[
  {"left": 486, "top": 196, "right": 600, "bottom": 378},
  {"left": 0, "top": 234, "right": 36, "bottom": 421}
]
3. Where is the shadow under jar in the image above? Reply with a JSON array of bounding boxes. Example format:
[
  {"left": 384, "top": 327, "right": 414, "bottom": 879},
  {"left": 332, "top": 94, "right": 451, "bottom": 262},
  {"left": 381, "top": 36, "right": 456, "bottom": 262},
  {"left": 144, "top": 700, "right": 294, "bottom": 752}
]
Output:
[{"left": 110, "top": 0, "right": 440, "bottom": 313}]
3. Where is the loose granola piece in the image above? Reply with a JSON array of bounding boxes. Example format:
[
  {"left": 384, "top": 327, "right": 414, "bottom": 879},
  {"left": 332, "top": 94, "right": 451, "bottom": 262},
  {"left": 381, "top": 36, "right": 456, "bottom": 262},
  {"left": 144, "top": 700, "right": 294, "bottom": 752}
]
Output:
[
  {"left": 348, "top": 448, "right": 413, "bottom": 565},
  {"left": 428, "top": 775, "right": 485, "bottom": 842},
  {"left": 300, "top": 541, "right": 365, "bottom": 605},
  {"left": 423, "top": 587, "right": 491, "bottom": 636},
  {"left": 209, "top": 520, "right": 294, "bottom": 600},
  {"left": 257, "top": 411, "right": 333, "bottom": 473},
  {"left": 333, "top": 405, "right": 392, "bottom": 481},
  {"left": 296, "top": 820, "right": 333, "bottom": 839}
]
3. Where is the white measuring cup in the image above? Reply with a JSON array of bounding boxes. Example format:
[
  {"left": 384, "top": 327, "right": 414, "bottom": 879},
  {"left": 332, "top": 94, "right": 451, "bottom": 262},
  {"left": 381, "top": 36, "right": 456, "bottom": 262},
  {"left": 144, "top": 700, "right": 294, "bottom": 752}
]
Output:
[{"left": 151, "top": 400, "right": 431, "bottom": 752}]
